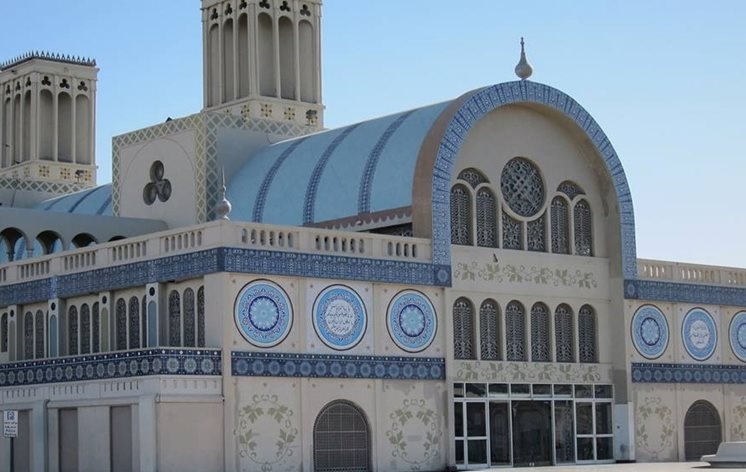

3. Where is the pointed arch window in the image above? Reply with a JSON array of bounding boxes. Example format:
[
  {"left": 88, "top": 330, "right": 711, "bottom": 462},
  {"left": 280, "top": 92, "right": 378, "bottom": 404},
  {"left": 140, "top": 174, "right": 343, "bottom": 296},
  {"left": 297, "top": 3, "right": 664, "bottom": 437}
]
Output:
[
  {"left": 578, "top": 305, "right": 597, "bottom": 363},
  {"left": 1, "top": 313, "right": 7, "bottom": 353},
  {"left": 115, "top": 298, "right": 127, "bottom": 351},
  {"left": 551, "top": 197, "right": 570, "bottom": 254},
  {"left": 505, "top": 301, "right": 526, "bottom": 361},
  {"left": 476, "top": 188, "right": 497, "bottom": 248},
  {"left": 530, "top": 303, "right": 551, "bottom": 362},
  {"left": 479, "top": 299, "right": 500, "bottom": 360},
  {"left": 80, "top": 304, "right": 91, "bottom": 354},
  {"left": 184, "top": 288, "right": 196, "bottom": 347},
  {"left": 574, "top": 199, "right": 593, "bottom": 256},
  {"left": 24, "top": 312, "right": 33, "bottom": 359},
  {"left": 198, "top": 286, "right": 206, "bottom": 347},
  {"left": 35, "top": 310, "right": 45, "bottom": 358},
  {"left": 169, "top": 290, "right": 182, "bottom": 347},
  {"left": 92, "top": 302, "right": 100, "bottom": 353},
  {"left": 555, "top": 304, "right": 574, "bottom": 362},
  {"left": 141, "top": 296, "right": 147, "bottom": 350},
  {"left": 68, "top": 306, "right": 79, "bottom": 355},
  {"left": 450, "top": 184, "right": 472, "bottom": 245},
  {"left": 128, "top": 296, "right": 140, "bottom": 349},
  {"left": 453, "top": 298, "right": 474, "bottom": 360}
]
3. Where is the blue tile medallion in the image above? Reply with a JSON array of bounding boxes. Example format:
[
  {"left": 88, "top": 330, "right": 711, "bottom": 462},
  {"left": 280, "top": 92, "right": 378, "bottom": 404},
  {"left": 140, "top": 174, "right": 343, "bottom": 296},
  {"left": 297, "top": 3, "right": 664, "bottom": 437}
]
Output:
[
  {"left": 682, "top": 308, "right": 717, "bottom": 361},
  {"left": 730, "top": 311, "right": 746, "bottom": 362},
  {"left": 387, "top": 290, "right": 437, "bottom": 353},
  {"left": 631, "top": 304, "right": 669, "bottom": 359},
  {"left": 313, "top": 285, "right": 367, "bottom": 350},
  {"left": 234, "top": 280, "right": 293, "bottom": 348}
]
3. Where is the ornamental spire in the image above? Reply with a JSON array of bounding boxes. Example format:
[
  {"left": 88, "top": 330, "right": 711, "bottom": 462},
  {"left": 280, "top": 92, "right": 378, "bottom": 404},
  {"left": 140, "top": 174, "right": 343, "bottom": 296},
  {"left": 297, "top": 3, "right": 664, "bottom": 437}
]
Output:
[{"left": 514, "top": 37, "right": 533, "bottom": 80}]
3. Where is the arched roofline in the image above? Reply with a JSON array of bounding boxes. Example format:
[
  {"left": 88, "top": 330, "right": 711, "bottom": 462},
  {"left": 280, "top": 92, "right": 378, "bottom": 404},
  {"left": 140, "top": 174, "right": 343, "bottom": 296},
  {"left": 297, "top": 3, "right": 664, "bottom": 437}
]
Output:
[{"left": 412, "top": 80, "right": 636, "bottom": 279}]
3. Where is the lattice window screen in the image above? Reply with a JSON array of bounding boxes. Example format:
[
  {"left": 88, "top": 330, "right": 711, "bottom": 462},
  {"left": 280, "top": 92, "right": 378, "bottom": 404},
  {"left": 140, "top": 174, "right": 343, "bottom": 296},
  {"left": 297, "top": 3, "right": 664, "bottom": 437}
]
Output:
[
  {"left": 551, "top": 197, "right": 570, "bottom": 254},
  {"left": 169, "top": 291, "right": 182, "bottom": 347},
  {"left": 476, "top": 188, "right": 498, "bottom": 248},
  {"left": 527, "top": 213, "right": 546, "bottom": 252},
  {"left": 531, "top": 303, "right": 551, "bottom": 362},
  {"left": 80, "top": 304, "right": 90, "bottom": 355},
  {"left": 128, "top": 296, "right": 140, "bottom": 349},
  {"left": 141, "top": 296, "right": 148, "bottom": 349},
  {"left": 574, "top": 199, "right": 593, "bottom": 256},
  {"left": 479, "top": 300, "right": 500, "bottom": 360},
  {"left": 502, "top": 212, "right": 523, "bottom": 250},
  {"left": 578, "top": 305, "right": 597, "bottom": 363},
  {"left": 184, "top": 288, "right": 196, "bottom": 347},
  {"left": 554, "top": 304, "right": 574, "bottom": 362},
  {"left": 198, "top": 286, "right": 206, "bottom": 347},
  {"left": 453, "top": 298, "right": 475, "bottom": 359},
  {"left": 451, "top": 185, "right": 472, "bottom": 245},
  {"left": 314, "top": 402, "right": 370, "bottom": 472},
  {"left": 68, "top": 306, "right": 79, "bottom": 356},
  {"left": 92, "top": 303, "right": 100, "bottom": 353},
  {"left": 1, "top": 313, "right": 7, "bottom": 353},
  {"left": 116, "top": 299, "right": 127, "bottom": 351},
  {"left": 557, "top": 180, "right": 584, "bottom": 200},
  {"left": 24, "top": 312, "right": 33, "bottom": 359},
  {"left": 34, "top": 310, "right": 45, "bottom": 359},
  {"left": 458, "top": 168, "right": 488, "bottom": 189},
  {"left": 505, "top": 301, "right": 526, "bottom": 361}
]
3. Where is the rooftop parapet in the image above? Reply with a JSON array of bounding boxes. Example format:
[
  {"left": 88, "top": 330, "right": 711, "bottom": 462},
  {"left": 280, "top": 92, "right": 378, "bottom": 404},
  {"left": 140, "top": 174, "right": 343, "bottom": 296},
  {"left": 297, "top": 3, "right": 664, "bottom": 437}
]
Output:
[{"left": 0, "top": 51, "right": 96, "bottom": 71}]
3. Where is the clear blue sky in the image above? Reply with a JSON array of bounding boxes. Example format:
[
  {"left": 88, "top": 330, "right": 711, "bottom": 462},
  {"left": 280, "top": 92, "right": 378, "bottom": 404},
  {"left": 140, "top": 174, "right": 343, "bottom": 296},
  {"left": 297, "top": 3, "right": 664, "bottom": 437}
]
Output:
[{"left": 2, "top": 1, "right": 745, "bottom": 267}]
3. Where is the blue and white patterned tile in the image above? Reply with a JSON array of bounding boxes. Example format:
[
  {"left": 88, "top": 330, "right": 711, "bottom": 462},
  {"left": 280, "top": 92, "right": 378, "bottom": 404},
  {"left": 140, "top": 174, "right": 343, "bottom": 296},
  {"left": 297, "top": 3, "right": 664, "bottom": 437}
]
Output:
[
  {"left": 631, "top": 305, "right": 669, "bottom": 360},
  {"left": 387, "top": 290, "right": 437, "bottom": 353},
  {"left": 682, "top": 308, "right": 718, "bottom": 361},
  {"left": 729, "top": 311, "right": 746, "bottom": 362},
  {"left": 312, "top": 285, "right": 367, "bottom": 350},
  {"left": 234, "top": 280, "right": 293, "bottom": 348},
  {"left": 631, "top": 362, "right": 746, "bottom": 384},
  {"left": 629, "top": 278, "right": 746, "bottom": 307}
]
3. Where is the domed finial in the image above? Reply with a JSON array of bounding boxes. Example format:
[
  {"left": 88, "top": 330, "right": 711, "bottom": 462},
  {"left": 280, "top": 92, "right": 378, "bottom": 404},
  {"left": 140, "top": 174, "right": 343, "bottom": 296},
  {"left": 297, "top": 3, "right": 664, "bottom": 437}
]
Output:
[
  {"left": 214, "top": 167, "right": 232, "bottom": 220},
  {"left": 515, "top": 37, "right": 533, "bottom": 80}
]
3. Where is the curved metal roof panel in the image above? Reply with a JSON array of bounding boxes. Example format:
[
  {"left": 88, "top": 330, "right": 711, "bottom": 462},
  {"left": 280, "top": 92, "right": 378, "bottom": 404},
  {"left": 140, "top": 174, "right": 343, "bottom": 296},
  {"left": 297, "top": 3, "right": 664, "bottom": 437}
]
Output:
[{"left": 34, "top": 184, "right": 113, "bottom": 216}]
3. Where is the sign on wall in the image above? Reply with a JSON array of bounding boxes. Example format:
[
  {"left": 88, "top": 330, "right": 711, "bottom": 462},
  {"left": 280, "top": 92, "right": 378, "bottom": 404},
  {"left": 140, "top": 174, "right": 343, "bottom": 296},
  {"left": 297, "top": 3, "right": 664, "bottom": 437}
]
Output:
[{"left": 3, "top": 410, "right": 18, "bottom": 438}]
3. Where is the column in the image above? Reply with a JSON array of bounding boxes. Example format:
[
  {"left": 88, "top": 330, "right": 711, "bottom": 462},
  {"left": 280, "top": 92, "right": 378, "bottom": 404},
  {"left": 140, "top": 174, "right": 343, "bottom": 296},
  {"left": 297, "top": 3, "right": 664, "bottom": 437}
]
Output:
[
  {"left": 273, "top": 11, "right": 281, "bottom": 98},
  {"left": 138, "top": 396, "right": 157, "bottom": 472}
]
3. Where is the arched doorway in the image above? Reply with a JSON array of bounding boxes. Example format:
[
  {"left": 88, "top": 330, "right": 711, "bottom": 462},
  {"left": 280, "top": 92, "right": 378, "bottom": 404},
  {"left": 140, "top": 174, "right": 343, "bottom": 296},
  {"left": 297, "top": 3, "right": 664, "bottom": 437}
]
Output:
[
  {"left": 684, "top": 400, "right": 722, "bottom": 461},
  {"left": 314, "top": 401, "right": 370, "bottom": 472}
]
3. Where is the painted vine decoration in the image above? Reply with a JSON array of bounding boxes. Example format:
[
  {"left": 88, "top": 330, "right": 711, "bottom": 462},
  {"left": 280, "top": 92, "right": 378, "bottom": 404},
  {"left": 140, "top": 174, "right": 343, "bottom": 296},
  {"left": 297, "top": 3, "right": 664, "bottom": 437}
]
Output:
[
  {"left": 635, "top": 396, "right": 674, "bottom": 459},
  {"left": 455, "top": 361, "right": 605, "bottom": 383},
  {"left": 235, "top": 394, "right": 298, "bottom": 472},
  {"left": 731, "top": 398, "right": 746, "bottom": 440},
  {"left": 454, "top": 261, "right": 598, "bottom": 289},
  {"left": 386, "top": 398, "right": 441, "bottom": 471}
]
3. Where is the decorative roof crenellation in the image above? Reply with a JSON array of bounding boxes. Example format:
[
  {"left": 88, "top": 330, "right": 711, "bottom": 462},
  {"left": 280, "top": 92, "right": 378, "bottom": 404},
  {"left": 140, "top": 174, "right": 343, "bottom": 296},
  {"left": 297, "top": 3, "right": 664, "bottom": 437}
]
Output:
[{"left": 0, "top": 51, "right": 97, "bottom": 71}]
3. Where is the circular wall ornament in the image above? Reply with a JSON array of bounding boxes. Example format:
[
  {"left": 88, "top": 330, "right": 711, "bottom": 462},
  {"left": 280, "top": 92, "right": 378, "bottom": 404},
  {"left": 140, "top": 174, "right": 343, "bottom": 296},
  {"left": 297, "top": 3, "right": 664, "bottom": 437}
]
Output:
[
  {"left": 682, "top": 308, "right": 717, "bottom": 361},
  {"left": 234, "top": 280, "right": 293, "bottom": 348},
  {"left": 730, "top": 311, "right": 746, "bottom": 362},
  {"left": 312, "top": 285, "right": 367, "bottom": 350},
  {"left": 387, "top": 290, "right": 437, "bottom": 353},
  {"left": 631, "top": 305, "right": 669, "bottom": 359},
  {"left": 500, "top": 157, "right": 545, "bottom": 218}
]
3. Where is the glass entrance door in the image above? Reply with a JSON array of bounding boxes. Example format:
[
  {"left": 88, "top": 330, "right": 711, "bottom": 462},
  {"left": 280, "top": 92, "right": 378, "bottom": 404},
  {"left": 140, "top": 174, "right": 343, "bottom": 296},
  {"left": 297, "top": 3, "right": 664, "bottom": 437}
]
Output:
[
  {"left": 489, "top": 401, "right": 511, "bottom": 465},
  {"left": 512, "top": 401, "right": 552, "bottom": 467}
]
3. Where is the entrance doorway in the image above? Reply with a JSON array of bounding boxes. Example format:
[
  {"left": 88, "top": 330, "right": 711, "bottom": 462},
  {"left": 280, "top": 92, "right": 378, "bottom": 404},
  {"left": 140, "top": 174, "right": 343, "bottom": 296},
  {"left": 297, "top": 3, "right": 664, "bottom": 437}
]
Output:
[
  {"left": 512, "top": 401, "right": 552, "bottom": 466},
  {"left": 313, "top": 401, "right": 370, "bottom": 472},
  {"left": 684, "top": 400, "right": 721, "bottom": 461}
]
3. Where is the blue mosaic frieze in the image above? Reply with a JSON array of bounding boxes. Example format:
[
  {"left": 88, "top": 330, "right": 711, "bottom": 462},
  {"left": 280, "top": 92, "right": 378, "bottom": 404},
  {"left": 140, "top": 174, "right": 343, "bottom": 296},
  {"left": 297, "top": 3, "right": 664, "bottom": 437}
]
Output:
[
  {"left": 631, "top": 362, "right": 746, "bottom": 384},
  {"left": 231, "top": 351, "right": 445, "bottom": 381},
  {"left": 625, "top": 278, "right": 746, "bottom": 306},
  {"left": 387, "top": 290, "right": 437, "bottom": 353},
  {"left": 631, "top": 305, "right": 669, "bottom": 360},
  {"left": 312, "top": 285, "right": 367, "bottom": 350},
  {"left": 432, "top": 81, "right": 637, "bottom": 278},
  {"left": 682, "top": 308, "right": 717, "bottom": 361},
  {"left": 0, "top": 278, "right": 51, "bottom": 305},
  {"left": 730, "top": 311, "right": 746, "bottom": 362},
  {"left": 0, "top": 348, "right": 222, "bottom": 388},
  {"left": 234, "top": 280, "right": 293, "bottom": 348}
]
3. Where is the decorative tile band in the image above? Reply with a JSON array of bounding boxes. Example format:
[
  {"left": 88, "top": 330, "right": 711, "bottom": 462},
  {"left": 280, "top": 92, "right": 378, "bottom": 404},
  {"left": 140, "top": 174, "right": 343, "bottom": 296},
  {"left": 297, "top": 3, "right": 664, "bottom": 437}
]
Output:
[
  {"left": 625, "top": 279, "right": 746, "bottom": 306},
  {"left": 0, "top": 348, "right": 222, "bottom": 388},
  {"left": 231, "top": 351, "right": 445, "bottom": 381},
  {"left": 0, "top": 247, "right": 451, "bottom": 306},
  {"left": 631, "top": 362, "right": 746, "bottom": 384}
]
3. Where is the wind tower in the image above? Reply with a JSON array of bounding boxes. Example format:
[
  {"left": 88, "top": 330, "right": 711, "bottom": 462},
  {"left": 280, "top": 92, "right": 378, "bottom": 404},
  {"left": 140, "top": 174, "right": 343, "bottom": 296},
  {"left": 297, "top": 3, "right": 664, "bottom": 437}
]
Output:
[
  {"left": 0, "top": 52, "right": 98, "bottom": 207},
  {"left": 201, "top": 0, "right": 324, "bottom": 135}
]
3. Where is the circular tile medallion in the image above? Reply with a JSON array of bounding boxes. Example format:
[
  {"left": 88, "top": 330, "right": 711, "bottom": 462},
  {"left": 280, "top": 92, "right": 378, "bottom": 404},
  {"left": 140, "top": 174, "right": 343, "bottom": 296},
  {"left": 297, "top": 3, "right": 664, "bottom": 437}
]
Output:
[
  {"left": 631, "top": 305, "right": 669, "bottom": 359},
  {"left": 682, "top": 308, "right": 717, "bottom": 361},
  {"left": 312, "top": 285, "right": 367, "bottom": 350},
  {"left": 234, "top": 280, "right": 293, "bottom": 348},
  {"left": 387, "top": 290, "right": 437, "bottom": 353},
  {"left": 730, "top": 311, "right": 746, "bottom": 362}
]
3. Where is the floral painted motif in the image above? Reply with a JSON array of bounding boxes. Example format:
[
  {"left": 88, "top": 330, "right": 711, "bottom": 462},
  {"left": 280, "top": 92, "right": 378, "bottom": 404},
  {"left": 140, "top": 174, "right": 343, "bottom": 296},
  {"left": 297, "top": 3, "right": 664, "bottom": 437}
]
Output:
[
  {"left": 635, "top": 396, "right": 675, "bottom": 460},
  {"left": 454, "top": 261, "right": 598, "bottom": 289},
  {"left": 453, "top": 360, "right": 610, "bottom": 383},
  {"left": 730, "top": 397, "right": 746, "bottom": 440},
  {"left": 385, "top": 398, "right": 441, "bottom": 471},
  {"left": 235, "top": 394, "right": 298, "bottom": 472}
]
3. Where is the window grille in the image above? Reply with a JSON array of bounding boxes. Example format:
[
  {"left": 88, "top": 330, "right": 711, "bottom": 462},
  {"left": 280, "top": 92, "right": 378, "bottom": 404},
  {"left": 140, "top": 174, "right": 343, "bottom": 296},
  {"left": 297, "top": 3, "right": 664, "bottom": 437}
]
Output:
[
  {"left": 35, "top": 310, "right": 45, "bottom": 359},
  {"left": 128, "top": 297, "right": 140, "bottom": 349},
  {"left": 1, "top": 313, "right": 7, "bottom": 352},
  {"left": 479, "top": 300, "right": 500, "bottom": 360},
  {"left": 116, "top": 298, "right": 127, "bottom": 351},
  {"left": 505, "top": 301, "right": 526, "bottom": 361},
  {"left": 169, "top": 290, "right": 181, "bottom": 347},
  {"left": 500, "top": 157, "right": 545, "bottom": 217},
  {"left": 450, "top": 184, "right": 472, "bottom": 245},
  {"left": 184, "top": 288, "right": 196, "bottom": 347},
  {"left": 578, "top": 305, "right": 597, "bottom": 363},
  {"left": 530, "top": 303, "right": 551, "bottom": 362},
  {"left": 80, "top": 304, "right": 90, "bottom": 354},
  {"left": 24, "top": 312, "right": 33, "bottom": 359},
  {"left": 68, "top": 306, "right": 79, "bottom": 355},
  {"left": 476, "top": 188, "right": 498, "bottom": 248},
  {"left": 502, "top": 212, "right": 522, "bottom": 250},
  {"left": 551, "top": 197, "right": 570, "bottom": 254},
  {"left": 555, "top": 304, "right": 574, "bottom": 362},
  {"left": 92, "top": 303, "right": 100, "bottom": 353},
  {"left": 458, "top": 168, "right": 488, "bottom": 189},
  {"left": 527, "top": 213, "right": 546, "bottom": 252},
  {"left": 314, "top": 401, "right": 370, "bottom": 472},
  {"left": 141, "top": 296, "right": 148, "bottom": 349},
  {"left": 453, "top": 298, "right": 475, "bottom": 359},
  {"left": 574, "top": 199, "right": 593, "bottom": 256},
  {"left": 198, "top": 286, "right": 205, "bottom": 347},
  {"left": 557, "top": 180, "right": 584, "bottom": 200},
  {"left": 684, "top": 401, "right": 722, "bottom": 460}
]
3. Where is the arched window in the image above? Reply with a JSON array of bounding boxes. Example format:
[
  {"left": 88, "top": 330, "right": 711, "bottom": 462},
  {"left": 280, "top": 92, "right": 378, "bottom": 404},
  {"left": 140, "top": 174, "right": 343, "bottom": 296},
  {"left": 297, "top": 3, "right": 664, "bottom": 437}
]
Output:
[
  {"left": 479, "top": 299, "right": 500, "bottom": 360},
  {"left": 554, "top": 304, "right": 574, "bottom": 363},
  {"left": 128, "top": 296, "right": 140, "bottom": 349},
  {"left": 450, "top": 184, "right": 472, "bottom": 245},
  {"left": 527, "top": 213, "right": 546, "bottom": 252},
  {"left": 458, "top": 168, "right": 488, "bottom": 189},
  {"left": 169, "top": 290, "right": 181, "bottom": 347},
  {"left": 197, "top": 286, "right": 205, "bottom": 347},
  {"left": 578, "top": 305, "right": 597, "bottom": 363},
  {"left": 184, "top": 288, "right": 196, "bottom": 347},
  {"left": 314, "top": 401, "right": 370, "bottom": 472},
  {"left": 1, "top": 313, "right": 7, "bottom": 352},
  {"left": 115, "top": 298, "right": 127, "bottom": 351},
  {"left": 684, "top": 400, "right": 722, "bottom": 460},
  {"left": 453, "top": 298, "right": 474, "bottom": 359},
  {"left": 505, "top": 301, "right": 526, "bottom": 361},
  {"left": 68, "top": 306, "right": 78, "bottom": 355},
  {"left": 574, "top": 199, "right": 593, "bottom": 256},
  {"left": 92, "top": 302, "right": 100, "bottom": 353},
  {"left": 530, "top": 303, "right": 550, "bottom": 362},
  {"left": 23, "top": 312, "right": 33, "bottom": 359},
  {"left": 551, "top": 197, "right": 570, "bottom": 254},
  {"left": 502, "top": 213, "right": 522, "bottom": 250},
  {"left": 476, "top": 188, "right": 497, "bottom": 248},
  {"left": 35, "top": 310, "right": 44, "bottom": 359},
  {"left": 141, "top": 296, "right": 147, "bottom": 349},
  {"left": 80, "top": 304, "right": 90, "bottom": 354}
]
